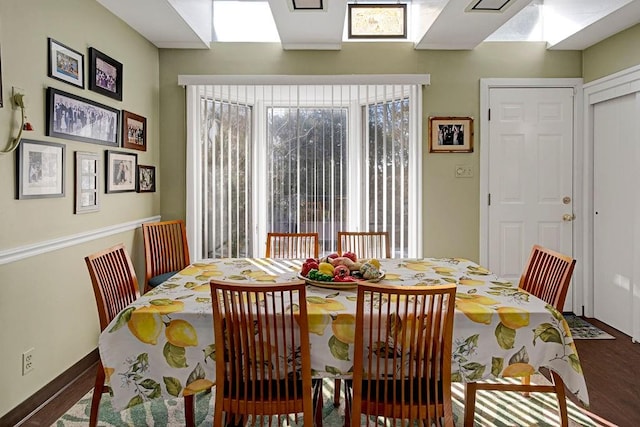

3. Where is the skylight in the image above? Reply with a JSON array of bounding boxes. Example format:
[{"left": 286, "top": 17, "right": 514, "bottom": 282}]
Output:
[
  {"left": 213, "top": 1, "right": 279, "bottom": 42},
  {"left": 209, "top": 0, "right": 633, "bottom": 47},
  {"left": 487, "top": 0, "right": 633, "bottom": 45}
]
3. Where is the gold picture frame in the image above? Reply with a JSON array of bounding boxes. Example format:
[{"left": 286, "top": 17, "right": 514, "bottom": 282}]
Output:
[{"left": 428, "top": 116, "right": 474, "bottom": 153}]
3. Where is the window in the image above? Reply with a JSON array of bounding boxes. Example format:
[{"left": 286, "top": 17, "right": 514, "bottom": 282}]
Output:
[{"left": 184, "top": 79, "right": 423, "bottom": 259}]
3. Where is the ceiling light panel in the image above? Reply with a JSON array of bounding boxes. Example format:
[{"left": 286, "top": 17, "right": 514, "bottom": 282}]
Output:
[
  {"left": 292, "top": 0, "right": 323, "bottom": 10},
  {"left": 467, "top": 0, "right": 513, "bottom": 12}
]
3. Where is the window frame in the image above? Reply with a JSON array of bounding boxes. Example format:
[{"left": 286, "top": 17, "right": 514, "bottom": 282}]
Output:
[{"left": 184, "top": 79, "right": 424, "bottom": 260}]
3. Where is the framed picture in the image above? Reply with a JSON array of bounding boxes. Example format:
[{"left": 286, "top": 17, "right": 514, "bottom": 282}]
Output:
[
  {"left": 348, "top": 3, "right": 407, "bottom": 39},
  {"left": 46, "top": 87, "right": 119, "bottom": 147},
  {"left": 122, "top": 110, "right": 147, "bottom": 151},
  {"left": 47, "top": 38, "right": 85, "bottom": 88},
  {"left": 428, "top": 116, "right": 474, "bottom": 153},
  {"left": 16, "top": 139, "right": 65, "bottom": 199},
  {"left": 75, "top": 151, "right": 100, "bottom": 214},
  {"left": 137, "top": 165, "right": 156, "bottom": 193},
  {"left": 106, "top": 150, "right": 137, "bottom": 193},
  {"left": 89, "top": 47, "right": 123, "bottom": 101}
]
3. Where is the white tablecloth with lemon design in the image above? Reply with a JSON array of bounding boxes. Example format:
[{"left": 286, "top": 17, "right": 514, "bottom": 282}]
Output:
[{"left": 99, "top": 257, "right": 589, "bottom": 410}]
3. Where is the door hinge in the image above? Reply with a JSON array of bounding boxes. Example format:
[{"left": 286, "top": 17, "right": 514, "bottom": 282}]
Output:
[{"left": 488, "top": 193, "right": 491, "bottom": 206}]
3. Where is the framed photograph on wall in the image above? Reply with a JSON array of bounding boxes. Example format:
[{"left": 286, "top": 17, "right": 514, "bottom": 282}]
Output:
[
  {"left": 106, "top": 150, "right": 137, "bottom": 193},
  {"left": 428, "top": 116, "right": 474, "bottom": 153},
  {"left": 137, "top": 165, "right": 156, "bottom": 193},
  {"left": 122, "top": 110, "right": 147, "bottom": 151},
  {"left": 89, "top": 47, "right": 123, "bottom": 101},
  {"left": 75, "top": 151, "right": 100, "bottom": 214},
  {"left": 47, "top": 87, "right": 119, "bottom": 147},
  {"left": 47, "top": 38, "right": 85, "bottom": 88},
  {"left": 16, "top": 139, "right": 65, "bottom": 199}
]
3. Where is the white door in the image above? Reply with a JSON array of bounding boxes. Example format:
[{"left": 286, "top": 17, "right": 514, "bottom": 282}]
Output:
[
  {"left": 487, "top": 87, "right": 575, "bottom": 311},
  {"left": 593, "top": 94, "right": 634, "bottom": 335}
]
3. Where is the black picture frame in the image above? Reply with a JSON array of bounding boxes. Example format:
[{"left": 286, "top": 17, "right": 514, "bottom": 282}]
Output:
[
  {"left": 137, "top": 165, "right": 156, "bottom": 193},
  {"left": 348, "top": 4, "right": 407, "bottom": 39},
  {"left": 46, "top": 87, "right": 120, "bottom": 147},
  {"left": 16, "top": 139, "right": 65, "bottom": 199},
  {"left": 47, "top": 38, "right": 85, "bottom": 88},
  {"left": 106, "top": 150, "right": 137, "bottom": 193},
  {"left": 122, "top": 110, "right": 147, "bottom": 151},
  {"left": 89, "top": 47, "right": 123, "bottom": 101},
  {"left": 428, "top": 116, "right": 474, "bottom": 153}
]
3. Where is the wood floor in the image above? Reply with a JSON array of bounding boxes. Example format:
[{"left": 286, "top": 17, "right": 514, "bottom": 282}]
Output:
[{"left": 17, "top": 317, "right": 640, "bottom": 427}]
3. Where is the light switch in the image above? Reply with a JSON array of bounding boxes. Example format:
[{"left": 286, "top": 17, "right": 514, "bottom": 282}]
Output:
[{"left": 455, "top": 165, "right": 473, "bottom": 178}]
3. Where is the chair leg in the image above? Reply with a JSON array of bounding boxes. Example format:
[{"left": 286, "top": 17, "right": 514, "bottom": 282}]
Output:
[
  {"left": 550, "top": 371, "right": 569, "bottom": 427},
  {"left": 184, "top": 394, "right": 195, "bottom": 427},
  {"left": 89, "top": 363, "right": 106, "bottom": 427},
  {"left": 521, "top": 374, "right": 531, "bottom": 397},
  {"left": 463, "top": 381, "right": 477, "bottom": 427},
  {"left": 343, "top": 381, "right": 351, "bottom": 427},
  {"left": 334, "top": 378, "right": 341, "bottom": 407},
  {"left": 314, "top": 380, "right": 324, "bottom": 427}
]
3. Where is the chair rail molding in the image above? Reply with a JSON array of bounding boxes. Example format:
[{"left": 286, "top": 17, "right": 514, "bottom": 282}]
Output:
[{"left": 0, "top": 216, "right": 161, "bottom": 265}]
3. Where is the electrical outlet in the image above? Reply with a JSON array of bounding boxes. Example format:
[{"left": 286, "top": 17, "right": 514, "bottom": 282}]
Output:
[
  {"left": 22, "top": 348, "right": 34, "bottom": 375},
  {"left": 455, "top": 164, "right": 473, "bottom": 178},
  {"left": 12, "top": 87, "right": 25, "bottom": 110}
]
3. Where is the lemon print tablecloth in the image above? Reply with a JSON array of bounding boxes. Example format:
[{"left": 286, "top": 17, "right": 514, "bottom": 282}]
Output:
[{"left": 99, "top": 257, "right": 589, "bottom": 410}]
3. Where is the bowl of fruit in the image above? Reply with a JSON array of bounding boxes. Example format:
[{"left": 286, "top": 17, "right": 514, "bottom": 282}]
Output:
[{"left": 298, "top": 252, "right": 385, "bottom": 289}]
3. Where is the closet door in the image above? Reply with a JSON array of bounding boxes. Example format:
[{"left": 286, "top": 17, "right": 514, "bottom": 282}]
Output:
[{"left": 593, "top": 93, "right": 635, "bottom": 335}]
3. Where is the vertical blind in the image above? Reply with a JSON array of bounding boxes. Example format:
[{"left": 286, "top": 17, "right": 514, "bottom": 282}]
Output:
[{"left": 182, "top": 77, "right": 426, "bottom": 259}]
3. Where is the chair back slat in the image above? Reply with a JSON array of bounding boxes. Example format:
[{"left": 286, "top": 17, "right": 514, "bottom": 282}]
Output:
[
  {"left": 210, "top": 280, "right": 314, "bottom": 425},
  {"left": 85, "top": 244, "right": 140, "bottom": 331},
  {"left": 519, "top": 244, "right": 576, "bottom": 310},
  {"left": 142, "top": 220, "right": 190, "bottom": 292},
  {"left": 266, "top": 232, "right": 319, "bottom": 259},
  {"left": 350, "top": 283, "right": 456, "bottom": 426},
  {"left": 337, "top": 231, "right": 391, "bottom": 259}
]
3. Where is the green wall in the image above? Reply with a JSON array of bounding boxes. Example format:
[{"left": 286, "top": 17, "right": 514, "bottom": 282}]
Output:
[
  {"left": 158, "top": 42, "right": 582, "bottom": 260},
  {"left": 583, "top": 24, "right": 640, "bottom": 83},
  {"left": 2, "top": 0, "right": 638, "bottom": 419},
  {"left": 0, "top": 0, "right": 159, "bottom": 417}
]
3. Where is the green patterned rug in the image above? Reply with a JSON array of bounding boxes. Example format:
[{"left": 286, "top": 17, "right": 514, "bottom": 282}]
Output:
[
  {"left": 564, "top": 315, "right": 615, "bottom": 340},
  {"left": 53, "top": 378, "right": 602, "bottom": 426}
]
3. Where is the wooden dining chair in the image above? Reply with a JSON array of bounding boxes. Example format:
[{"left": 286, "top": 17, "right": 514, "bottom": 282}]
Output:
[
  {"left": 265, "top": 232, "right": 319, "bottom": 259},
  {"left": 345, "top": 282, "right": 456, "bottom": 427},
  {"left": 337, "top": 231, "right": 391, "bottom": 259},
  {"left": 85, "top": 244, "right": 197, "bottom": 427},
  {"left": 463, "top": 244, "right": 577, "bottom": 427},
  {"left": 142, "top": 219, "right": 190, "bottom": 293},
  {"left": 209, "top": 279, "right": 321, "bottom": 426},
  {"left": 333, "top": 230, "right": 391, "bottom": 407}
]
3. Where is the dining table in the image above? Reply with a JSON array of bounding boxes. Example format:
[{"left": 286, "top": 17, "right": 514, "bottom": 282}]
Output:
[{"left": 98, "top": 256, "right": 589, "bottom": 412}]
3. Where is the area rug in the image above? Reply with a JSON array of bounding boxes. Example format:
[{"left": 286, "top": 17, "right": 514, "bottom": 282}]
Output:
[
  {"left": 53, "top": 378, "right": 603, "bottom": 427},
  {"left": 565, "top": 314, "right": 615, "bottom": 340}
]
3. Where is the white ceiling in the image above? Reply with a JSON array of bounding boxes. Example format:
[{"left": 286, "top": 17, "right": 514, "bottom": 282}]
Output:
[{"left": 97, "top": 0, "right": 640, "bottom": 50}]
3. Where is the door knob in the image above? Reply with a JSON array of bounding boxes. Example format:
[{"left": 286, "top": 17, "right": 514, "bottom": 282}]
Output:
[{"left": 563, "top": 214, "right": 576, "bottom": 221}]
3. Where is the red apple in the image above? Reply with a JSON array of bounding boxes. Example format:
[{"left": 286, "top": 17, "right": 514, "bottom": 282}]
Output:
[{"left": 342, "top": 251, "right": 357, "bottom": 262}]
